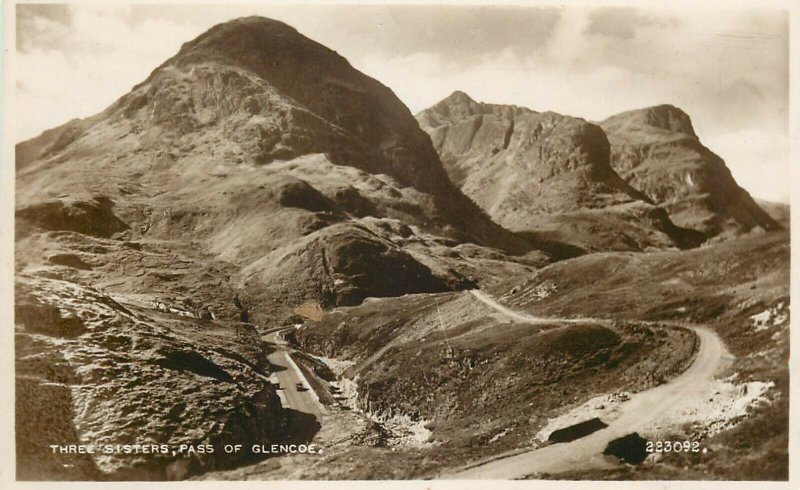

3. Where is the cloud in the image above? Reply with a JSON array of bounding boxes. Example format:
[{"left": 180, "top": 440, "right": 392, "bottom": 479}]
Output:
[
  {"left": 15, "top": 5, "right": 201, "bottom": 140},
  {"left": 585, "top": 7, "right": 676, "bottom": 39},
  {"left": 16, "top": 4, "right": 71, "bottom": 52}
]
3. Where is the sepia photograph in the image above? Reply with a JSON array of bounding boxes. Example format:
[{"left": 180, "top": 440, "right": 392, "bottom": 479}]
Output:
[{"left": 3, "top": 0, "right": 795, "bottom": 484}]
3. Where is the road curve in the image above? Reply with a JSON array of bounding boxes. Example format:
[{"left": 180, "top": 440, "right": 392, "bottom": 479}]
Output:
[
  {"left": 441, "top": 292, "right": 728, "bottom": 479},
  {"left": 469, "top": 289, "right": 607, "bottom": 325}
]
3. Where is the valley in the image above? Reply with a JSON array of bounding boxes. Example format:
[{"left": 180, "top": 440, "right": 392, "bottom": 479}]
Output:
[{"left": 12, "top": 14, "right": 789, "bottom": 482}]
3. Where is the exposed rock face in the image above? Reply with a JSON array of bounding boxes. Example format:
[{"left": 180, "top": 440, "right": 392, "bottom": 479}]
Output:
[
  {"left": 600, "top": 105, "right": 780, "bottom": 237},
  {"left": 418, "top": 91, "right": 640, "bottom": 212},
  {"left": 416, "top": 92, "right": 701, "bottom": 253},
  {"left": 15, "top": 276, "right": 285, "bottom": 480}
]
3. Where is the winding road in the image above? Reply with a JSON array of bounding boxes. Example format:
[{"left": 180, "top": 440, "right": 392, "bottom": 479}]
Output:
[
  {"left": 441, "top": 291, "right": 729, "bottom": 479},
  {"left": 470, "top": 289, "right": 609, "bottom": 325}
]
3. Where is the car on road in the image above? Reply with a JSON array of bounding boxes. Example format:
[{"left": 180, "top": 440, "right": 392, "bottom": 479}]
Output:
[{"left": 295, "top": 382, "right": 308, "bottom": 391}]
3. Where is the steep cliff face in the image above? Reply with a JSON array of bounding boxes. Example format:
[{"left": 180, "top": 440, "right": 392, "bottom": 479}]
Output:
[
  {"left": 418, "top": 91, "right": 636, "bottom": 206},
  {"left": 600, "top": 105, "right": 780, "bottom": 237},
  {"left": 417, "top": 92, "right": 701, "bottom": 253}
]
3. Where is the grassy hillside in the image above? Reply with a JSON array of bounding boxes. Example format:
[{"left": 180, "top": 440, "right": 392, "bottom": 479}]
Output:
[
  {"left": 494, "top": 231, "right": 789, "bottom": 480},
  {"left": 294, "top": 291, "right": 696, "bottom": 477}
]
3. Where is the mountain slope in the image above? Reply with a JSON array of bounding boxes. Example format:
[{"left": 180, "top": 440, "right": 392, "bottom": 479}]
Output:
[
  {"left": 416, "top": 92, "right": 702, "bottom": 254},
  {"left": 600, "top": 105, "right": 780, "bottom": 237},
  {"left": 16, "top": 17, "right": 541, "bottom": 320},
  {"left": 17, "top": 17, "right": 530, "bottom": 252},
  {"left": 13, "top": 17, "right": 545, "bottom": 479}
]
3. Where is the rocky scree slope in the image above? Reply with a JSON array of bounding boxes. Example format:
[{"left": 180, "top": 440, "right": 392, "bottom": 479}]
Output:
[
  {"left": 416, "top": 91, "right": 702, "bottom": 254},
  {"left": 599, "top": 105, "right": 780, "bottom": 238}
]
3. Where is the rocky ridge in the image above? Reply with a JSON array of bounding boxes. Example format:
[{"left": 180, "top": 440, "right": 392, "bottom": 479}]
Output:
[
  {"left": 600, "top": 105, "right": 780, "bottom": 237},
  {"left": 416, "top": 91, "right": 703, "bottom": 253}
]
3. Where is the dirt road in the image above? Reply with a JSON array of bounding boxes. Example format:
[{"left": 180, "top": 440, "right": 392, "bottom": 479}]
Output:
[
  {"left": 469, "top": 289, "right": 608, "bottom": 325},
  {"left": 442, "top": 292, "right": 728, "bottom": 479}
]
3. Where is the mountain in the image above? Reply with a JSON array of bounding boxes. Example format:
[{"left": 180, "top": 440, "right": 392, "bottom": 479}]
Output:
[
  {"left": 416, "top": 91, "right": 702, "bottom": 255},
  {"left": 13, "top": 16, "right": 790, "bottom": 482},
  {"left": 14, "top": 17, "right": 546, "bottom": 479},
  {"left": 18, "top": 18, "right": 531, "bottom": 252},
  {"left": 16, "top": 17, "right": 540, "bottom": 319},
  {"left": 599, "top": 105, "right": 780, "bottom": 237}
]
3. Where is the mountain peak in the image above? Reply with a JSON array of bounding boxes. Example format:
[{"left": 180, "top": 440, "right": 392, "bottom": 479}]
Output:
[
  {"left": 601, "top": 104, "right": 696, "bottom": 137},
  {"left": 21, "top": 16, "right": 531, "bottom": 256},
  {"left": 444, "top": 90, "right": 477, "bottom": 104},
  {"left": 417, "top": 90, "right": 535, "bottom": 130},
  {"left": 179, "top": 16, "right": 302, "bottom": 56},
  {"left": 640, "top": 104, "right": 696, "bottom": 136},
  {"left": 429, "top": 90, "right": 482, "bottom": 115},
  {"left": 163, "top": 16, "right": 346, "bottom": 75},
  {"left": 600, "top": 104, "right": 779, "bottom": 236}
]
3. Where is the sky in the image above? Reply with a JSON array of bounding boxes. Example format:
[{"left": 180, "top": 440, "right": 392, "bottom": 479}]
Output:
[{"left": 14, "top": 3, "right": 790, "bottom": 203}]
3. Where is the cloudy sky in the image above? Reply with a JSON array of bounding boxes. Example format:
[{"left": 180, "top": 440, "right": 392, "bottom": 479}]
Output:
[{"left": 15, "top": 3, "right": 790, "bottom": 202}]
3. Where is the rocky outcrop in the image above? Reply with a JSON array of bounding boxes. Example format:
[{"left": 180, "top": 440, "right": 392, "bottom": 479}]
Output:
[
  {"left": 600, "top": 105, "right": 780, "bottom": 237},
  {"left": 15, "top": 276, "right": 286, "bottom": 480},
  {"left": 416, "top": 92, "right": 701, "bottom": 253},
  {"left": 16, "top": 196, "right": 129, "bottom": 238},
  {"left": 238, "top": 221, "right": 475, "bottom": 320}
]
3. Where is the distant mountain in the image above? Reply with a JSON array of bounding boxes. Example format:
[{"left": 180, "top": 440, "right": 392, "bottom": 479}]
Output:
[
  {"left": 416, "top": 91, "right": 702, "bottom": 255},
  {"left": 755, "top": 198, "right": 790, "bottom": 229},
  {"left": 600, "top": 105, "right": 780, "bottom": 237}
]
